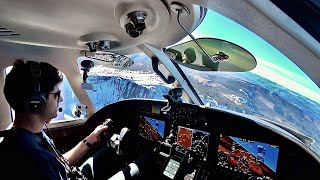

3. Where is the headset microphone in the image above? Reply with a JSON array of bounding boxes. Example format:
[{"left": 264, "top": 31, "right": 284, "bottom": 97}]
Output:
[{"left": 58, "top": 107, "right": 63, "bottom": 112}]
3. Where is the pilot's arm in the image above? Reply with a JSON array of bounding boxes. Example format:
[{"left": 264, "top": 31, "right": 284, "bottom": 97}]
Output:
[{"left": 63, "top": 124, "right": 108, "bottom": 165}]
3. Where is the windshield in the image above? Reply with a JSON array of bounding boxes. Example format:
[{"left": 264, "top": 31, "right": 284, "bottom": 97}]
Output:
[
  {"left": 79, "top": 54, "right": 172, "bottom": 111},
  {"left": 82, "top": 9, "right": 320, "bottom": 156},
  {"left": 169, "top": 9, "right": 320, "bottom": 155}
]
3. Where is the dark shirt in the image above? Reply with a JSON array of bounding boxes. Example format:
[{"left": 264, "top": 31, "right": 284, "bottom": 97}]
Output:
[{"left": 0, "top": 128, "right": 67, "bottom": 180}]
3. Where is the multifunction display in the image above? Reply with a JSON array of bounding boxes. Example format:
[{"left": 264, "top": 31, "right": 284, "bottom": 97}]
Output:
[
  {"left": 139, "top": 116, "right": 165, "bottom": 141},
  {"left": 218, "top": 135, "right": 279, "bottom": 180},
  {"left": 176, "top": 126, "right": 210, "bottom": 161}
]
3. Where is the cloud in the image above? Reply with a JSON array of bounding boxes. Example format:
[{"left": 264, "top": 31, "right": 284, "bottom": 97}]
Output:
[{"left": 193, "top": 74, "right": 213, "bottom": 86}]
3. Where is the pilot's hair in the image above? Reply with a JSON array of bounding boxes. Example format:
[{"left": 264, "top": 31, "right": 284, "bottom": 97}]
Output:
[{"left": 3, "top": 59, "right": 63, "bottom": 112}]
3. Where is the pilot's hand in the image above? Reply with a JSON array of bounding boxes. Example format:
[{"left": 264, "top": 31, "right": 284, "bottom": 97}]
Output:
[{"left": 86, "top": 122, "right": 109, "bottom": 144}]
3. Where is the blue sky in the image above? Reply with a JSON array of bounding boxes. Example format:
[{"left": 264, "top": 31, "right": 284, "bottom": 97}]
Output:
[{"left": 174, "top": 10, "right": 320, "bottom": 103}]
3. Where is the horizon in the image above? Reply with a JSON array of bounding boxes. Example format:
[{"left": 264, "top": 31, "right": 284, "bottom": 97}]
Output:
[{"left": 170, "top": 9, "right": 320, "bottom": 104}]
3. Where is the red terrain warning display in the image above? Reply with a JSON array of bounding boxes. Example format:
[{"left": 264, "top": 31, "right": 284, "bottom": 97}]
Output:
[{"left": 177, "top": 126, "right": 193, "bottom": 148}]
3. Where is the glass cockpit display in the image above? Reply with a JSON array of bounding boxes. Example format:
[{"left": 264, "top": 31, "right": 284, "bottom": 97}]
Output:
[
  {"left": 139, "top": 116, "right": 165, "bottom": 141},
  {"left": 177, "top": 126, "right": 210, "bottom": 161},
  {"left": 218, "top": 135, "right": 279, "bottom": 180}
]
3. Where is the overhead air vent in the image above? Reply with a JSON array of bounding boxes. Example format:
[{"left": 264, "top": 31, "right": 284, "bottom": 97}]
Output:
[{"left": 0, "top": 26, "right": 20, "bottom": 37}]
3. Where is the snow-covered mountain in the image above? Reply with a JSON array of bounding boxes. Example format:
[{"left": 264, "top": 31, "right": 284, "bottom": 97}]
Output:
[{"left": 86, "top": 65, "right": 171, "bottom": 110}]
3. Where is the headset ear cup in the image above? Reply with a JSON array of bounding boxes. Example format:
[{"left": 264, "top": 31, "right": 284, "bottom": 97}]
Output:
[
  {"left": 26, "top": 61, "right": 47, "bottom": 114},
  {"left": 27, "top": 92, "right": 47, "bottom": 114}
]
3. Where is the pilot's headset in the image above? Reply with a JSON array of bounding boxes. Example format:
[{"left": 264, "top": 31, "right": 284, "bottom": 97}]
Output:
[{"left": 26, "top": 61, "right": 47, "bottom": 114}]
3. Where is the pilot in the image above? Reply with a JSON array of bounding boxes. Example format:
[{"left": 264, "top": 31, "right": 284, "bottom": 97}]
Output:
[
  {"left": 182, "top": 47, "right": 196, "bottom": 64},
  {"left": 0, "top": 59, "right": 151, "bottom": 180}
]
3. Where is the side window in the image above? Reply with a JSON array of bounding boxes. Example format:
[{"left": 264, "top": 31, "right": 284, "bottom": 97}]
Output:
[
  {"left": 53, "top": 73, "right": 84, "bottom": 121},
  {"left": 4, "top": 66, "right": 83, "bottom": 122}
]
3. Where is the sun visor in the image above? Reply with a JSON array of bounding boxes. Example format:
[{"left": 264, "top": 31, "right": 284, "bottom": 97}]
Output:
[{"left": 164, "top": 38, "right": 257, "bottom": 72}]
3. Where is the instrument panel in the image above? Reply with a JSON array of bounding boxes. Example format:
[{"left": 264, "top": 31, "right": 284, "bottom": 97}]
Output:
[
  {"left": 137, "top": 114, "right": 280, "bottom": 180},
  {"left": 88, "top": 99, "right": 320, "bottom": 180}
]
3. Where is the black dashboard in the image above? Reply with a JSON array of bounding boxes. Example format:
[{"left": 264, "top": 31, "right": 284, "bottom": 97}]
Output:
[{"left": 85, "top": 99, "right": 320, "bottom": 180}]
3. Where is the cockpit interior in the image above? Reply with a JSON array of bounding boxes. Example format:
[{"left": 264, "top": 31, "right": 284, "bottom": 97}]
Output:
[
  {"left": 72, "top": 98, "right": 318, "bottom": 180},
  {"left": 0, "top": 0, "right": 319, "bottom": 179}
]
